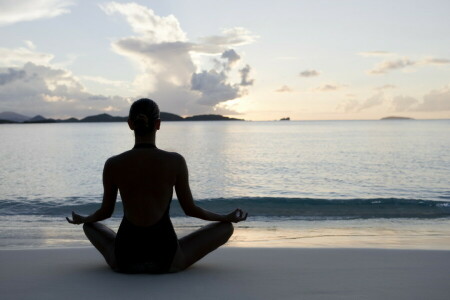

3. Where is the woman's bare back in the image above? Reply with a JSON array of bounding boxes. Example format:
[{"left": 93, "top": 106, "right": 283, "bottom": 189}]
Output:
[{"left": 108, "top": 147, "right": 182, "bottom": 227}]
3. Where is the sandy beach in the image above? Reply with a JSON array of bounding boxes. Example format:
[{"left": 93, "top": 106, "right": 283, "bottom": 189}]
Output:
[{"left": 1, "top": 247, "right": 449, "bottom": 300}]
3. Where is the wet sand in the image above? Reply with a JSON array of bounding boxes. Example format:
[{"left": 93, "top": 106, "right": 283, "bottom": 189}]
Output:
[{"left": 1, "top": 247, "right": 449, "bottom": 299}]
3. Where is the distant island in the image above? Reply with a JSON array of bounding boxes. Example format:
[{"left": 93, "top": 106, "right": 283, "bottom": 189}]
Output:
[
  {"left": 280, "top": 117, "right": 290, "bottom": 121},
  {"left": 380, "top": 116, "right": 414, "bottom": 120},
  {"left": 0, "top": 111, "right": 243, "bottom": 124}
]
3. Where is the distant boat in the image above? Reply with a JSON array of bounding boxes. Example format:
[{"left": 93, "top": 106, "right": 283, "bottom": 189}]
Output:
[{"left": 280, "top": 117, "right": 290, "bottom": 121}]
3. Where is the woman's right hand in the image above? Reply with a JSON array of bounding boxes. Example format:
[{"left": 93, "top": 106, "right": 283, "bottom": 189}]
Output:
[
  {"left": 66, "top": 211, "right": 86, "bottom": 225},
  {"left": 225, "top": 208, "right": 248, "bottom": 223}
]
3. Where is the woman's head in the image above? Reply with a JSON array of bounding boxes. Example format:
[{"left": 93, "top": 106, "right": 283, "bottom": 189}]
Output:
[{"left": 128, "top": 98, "right": 160, "bottom": 136}]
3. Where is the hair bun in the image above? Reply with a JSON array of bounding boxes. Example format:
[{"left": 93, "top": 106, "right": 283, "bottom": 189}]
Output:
[{"left": 136, "top": 113, "right": 149, "bottom": 127}]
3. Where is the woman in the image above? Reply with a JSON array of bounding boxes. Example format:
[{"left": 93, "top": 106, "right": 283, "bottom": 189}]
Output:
[{"left": 66, "top": 98, "right": 247, "bottom": 273}]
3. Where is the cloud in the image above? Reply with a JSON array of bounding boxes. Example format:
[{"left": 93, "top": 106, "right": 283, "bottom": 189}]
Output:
[
  {"left": 239, "top": 65, "right": 254, "bottom": 86},
  {"left": 357, "top": 93, "right": 385, "bottom": 111},
  {"left": 101, "top": 1, "right": 255, "bottom": 115},
  {"left": 100, "top": 2, "right": 186, "bottom": 44},
  {"left": 221, "top": 49, "right": 241, "bottom": 67},
  {"left": 416, "top": 86, "right": 450, "bottom": 111},
  {"left": 367, "top": 56, "right": 450, "bottom": 75},
  {"left": 338, "top": 93, "right": 385, "bottom": 112},
  {"left": 0, "top": 68, "right": 26, "bottom": 85},
  {"left": 191, "top": 60, "right": 253, "bottom": 106},
  {"left": 0, "top": 2, "right": 255, "bottom": 117},
  {"left": 0, "top": 0, "right": 74, "bottom": 26},
  {"left": 369, "top": 58, "right": 416, "bottom": 74},
  {"left": 423, "top": 58, "right": 450, "bottom": 65},
  {"left": 275, "top": 85, "right": 293, "bottom": 93},
  {"left": 375, "top": 84, "right": 396, "bottom": 91},
  {"left": 0, "top": 43, "right": 54, "bottom": 67},
  {"left": 299, "top": 70, "right": 320, "bottom": 77},
  {"left": 391, "top": 96, "right": 419, "bottom": 112},
  {"left": 0, "top": 62, "right": 129, "bottom": 118},
  {"left": 390, "top": 87, "right": 450, "bottom": 112},
  {"left": 23, "top": 40, "right": 36, "bottom": 50},
  {"left": 341, "top": 86, "right": 450, "bottom": 114},
  {"left": 191, "top": 70, "right": 240, "bottom": 106},
  {"left": 337, "top": 99, "right": 360, "bottom": 113},
  {"left": 196, "top": 27, "right": 257, "bottom": 52},
  {"left": 80, "top": 75, "right": 130, "bottom": 87},
  {"left": 358, "top": 51, "right": 393, "bottom": 57},
  {"left": 314, "top": 84, "right": 342, "bottom": 92}
]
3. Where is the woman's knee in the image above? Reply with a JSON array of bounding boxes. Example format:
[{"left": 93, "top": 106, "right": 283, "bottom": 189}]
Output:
[
  {"left": 82, "top": 222, "right": 105, "bottom": 239},
  {"left": 217, "top": 221, "right": 234, "bottom": 241},
  {"left": 82, "top": 222, "right": 95, "bottom": 234}
]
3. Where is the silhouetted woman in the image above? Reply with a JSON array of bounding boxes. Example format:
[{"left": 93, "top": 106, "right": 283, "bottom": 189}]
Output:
[{"left": 67, "top": 98, "right": 247, "bottom": 273}]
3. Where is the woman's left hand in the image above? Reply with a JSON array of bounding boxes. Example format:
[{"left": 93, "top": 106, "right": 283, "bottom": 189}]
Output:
[
  {"left": 66, "top": 211, "right": 86, "bottom": 225},
  {"left": 225, "top": 208, "right": 248, "bottom": 223}
]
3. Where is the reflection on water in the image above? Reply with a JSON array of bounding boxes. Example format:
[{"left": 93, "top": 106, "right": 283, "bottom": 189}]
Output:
[
  {"left": 1, "top": 120, "right": 450, "bottom": 201},
  {"left": 229, "top": 218, "right": 450, "bottom": 250},
  {"left": 2, "top": 216, "right": 449, "bottom": 250}
]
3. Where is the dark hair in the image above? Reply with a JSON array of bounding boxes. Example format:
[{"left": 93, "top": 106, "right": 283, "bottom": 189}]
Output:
[{"left": 129, "top": 98, "right": 160, "bottom": 136}]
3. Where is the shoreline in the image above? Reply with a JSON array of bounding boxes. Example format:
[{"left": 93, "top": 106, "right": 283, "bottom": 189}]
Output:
[
  {"left": 1, "top": 247, "right": 449, "bottom": 299},
  {"left": 2, "top": 216, "right": 450, "bottom": 251}
]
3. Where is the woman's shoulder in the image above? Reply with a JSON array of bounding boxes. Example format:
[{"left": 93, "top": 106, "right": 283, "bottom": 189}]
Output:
[
  {"left": 108, "top": 149, "right": 184, "bottom": 162},
  {"left": 104, "top": 150, "right": 133, "bottom": 167},
  {"left": 157, "top": 149, "right": 185, "bottom": 162}
]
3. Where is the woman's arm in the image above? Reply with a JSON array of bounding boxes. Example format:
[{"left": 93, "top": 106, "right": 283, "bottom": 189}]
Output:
[
  {"left": 67, "top": 159, "right": 118, "bottom": 225},
  {"left": 174, "top": 154, "right": 247, "bottom": 223}
]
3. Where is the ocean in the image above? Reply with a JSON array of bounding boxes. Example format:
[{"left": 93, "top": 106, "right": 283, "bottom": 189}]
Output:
[{"left": 1, "top": 120, "right": 449, "bottom": 249}]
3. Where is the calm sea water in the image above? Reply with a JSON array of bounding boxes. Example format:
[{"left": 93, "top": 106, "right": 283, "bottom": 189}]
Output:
[{"left": 1, "top": 120, "right": 449, "bottom": 249}]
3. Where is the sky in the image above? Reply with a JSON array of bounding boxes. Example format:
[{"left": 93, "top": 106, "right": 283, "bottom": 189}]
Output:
[{"left": 0, "top": 0, "right": 449, "bottom": 121}]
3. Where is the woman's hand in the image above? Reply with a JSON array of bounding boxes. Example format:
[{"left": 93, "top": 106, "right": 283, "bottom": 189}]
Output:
[
  {"left": 66, "top": 211, "right": 86, "bottom": 225},
  {"left": 225, "top": 208, "right": 248, "bottom": 223}
]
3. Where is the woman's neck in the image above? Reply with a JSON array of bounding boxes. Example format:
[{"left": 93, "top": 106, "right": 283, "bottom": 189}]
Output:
[{"left": 134, "top": 134, "right": 156, "bottom": 146}]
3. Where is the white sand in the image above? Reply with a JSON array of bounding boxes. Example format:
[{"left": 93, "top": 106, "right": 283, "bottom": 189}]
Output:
[{"left": 1, "top": 247, "right": 449, "bottom": 300}]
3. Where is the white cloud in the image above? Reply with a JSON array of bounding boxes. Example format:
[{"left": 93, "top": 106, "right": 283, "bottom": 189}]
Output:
[
  {"left": 23, "top": 40, "right": 36, "bottom": 50},
  {"left": 369, "top": 58, "right": 416, "bottom": 74},
  {"left": 239, "top": 65, "right": 254, "bottom": 86},
  {"left": 0, "top": 0, "right": 74, "bottom": 26},
  {"left": 416, "top": 86, "right": 450, "bottom": 111},
  {"left": 375, "top": 84, "right": 396, "bottom": 91},
  {"left": 0, "top": 44, "right": 54, "bottom": 67},
  {"left": 340, "top": 86, "right": 450, "bottom": 114},
  {"left": 221, "top": 49, "right": 241, "bottom": 68},
  {"left": 423, "top": 58, "right": 450, "bottom": 65},
  {"left": 338, "top": 93, "right": 385, "bottom": 112},
  {"left": 337, "top": 99, "right": 360, "bottom": 113},
  {"left": 191, "top": 70, "right": 240, "bottom": 106},
  {"left": 299, "top": 70, "right": 320, "bottom": 77},
  {"left": 101, "top": 2, "right": 255, "bottom": 115},
  {"left": 81, "top": 75, "right": 130, "bottom": 87},
  {"left": 391, "top": 96, "right": 419, "bottom": 112},
  {"left": 100, "top": 2, "right": 186, "bottom": 44},
  {"left": 197, "top": 27, "right": 257, "bottom": 52},
  {"left": 357, "top": 93, "right": 385, "bottom": 111},
  {"left": 0, "top": 68, "right": 26, "bottom": 85},
  {"left": 367, "top": 56, "right": 450, "bottom": 75},
  {"left": 0, "top": 62, "right": 129, "bottom": 118},
  {"left": 358, "top": 51, "right": 393, "bottom": 57},
  {"left": 275, "top": 85, "right": 293, "bottom": 93},
  {"left": 314, "top": 83, "right": 343, "bottom": 92},
  {"left": 0, "top": 2, "right": 256, "bottom": 117}
]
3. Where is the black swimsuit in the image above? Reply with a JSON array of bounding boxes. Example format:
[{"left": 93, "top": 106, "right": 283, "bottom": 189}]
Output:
[{"left": 114, "top": 143, "right": 178, "bottom": 273}]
